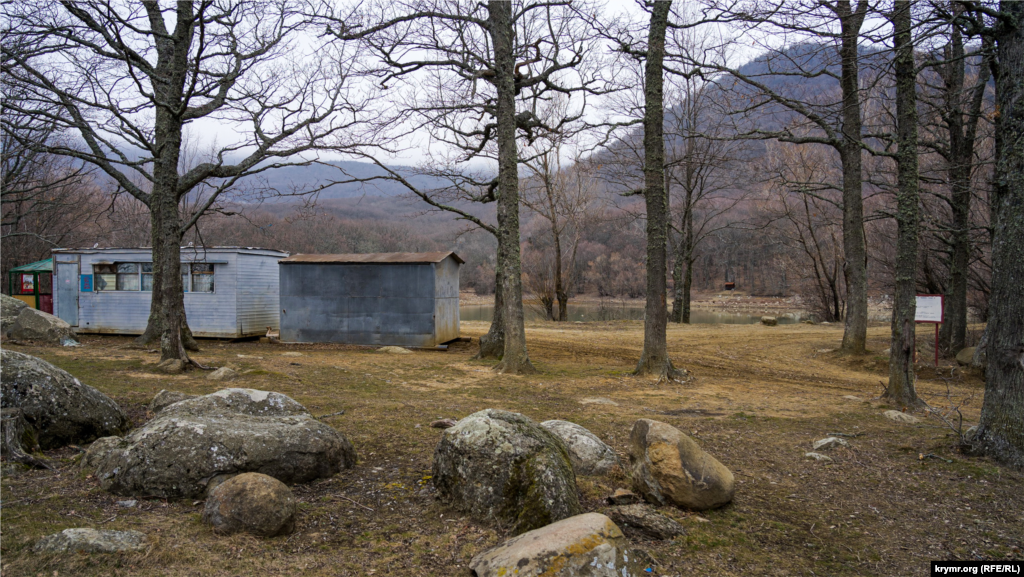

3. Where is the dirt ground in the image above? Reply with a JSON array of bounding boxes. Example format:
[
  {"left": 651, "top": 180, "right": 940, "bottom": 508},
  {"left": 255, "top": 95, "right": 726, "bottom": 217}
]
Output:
[{"left": 1, "top": 318, "right": 1021, "bottom": 577}]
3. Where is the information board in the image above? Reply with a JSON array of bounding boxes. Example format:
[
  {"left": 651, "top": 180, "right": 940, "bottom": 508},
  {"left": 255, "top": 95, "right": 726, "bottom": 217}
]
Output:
[
  {"left": 80, "top": 274, "right": 93, "bottom": 292},
  {"left": 915, "top": 295, "right": 943, "bottom": 323}
]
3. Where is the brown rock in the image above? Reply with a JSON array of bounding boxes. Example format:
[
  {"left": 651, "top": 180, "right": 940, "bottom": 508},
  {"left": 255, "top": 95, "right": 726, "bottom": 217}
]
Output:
[
  {"left": 202, "top": 472, "right": 296, "bottom": 537},
  {"left": 605, "top": 488, "right": 642, "bottom": 505},
  {"left": 430, "top": 418, "right": 457, "bottom": 429},
  {"left": 628, "top": 419, "right": 735, "bottom": 511}
]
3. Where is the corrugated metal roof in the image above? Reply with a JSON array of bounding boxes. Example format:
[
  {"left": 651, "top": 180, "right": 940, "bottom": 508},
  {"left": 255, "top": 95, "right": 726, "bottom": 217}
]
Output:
[
  {"left": 10, "top": 258, "right": 53, "bottom": 272},
  {"left": 280, "top": 251, "right": 464, "bottom": 265},
  {"left": 53, "top": 246, "right": 288, "bottom": 255}
]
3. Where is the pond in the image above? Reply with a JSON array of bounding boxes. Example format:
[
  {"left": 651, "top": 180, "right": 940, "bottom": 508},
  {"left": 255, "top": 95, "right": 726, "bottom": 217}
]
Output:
[{"left": 460, "top": 303, "right": 810, "bottom": 324}]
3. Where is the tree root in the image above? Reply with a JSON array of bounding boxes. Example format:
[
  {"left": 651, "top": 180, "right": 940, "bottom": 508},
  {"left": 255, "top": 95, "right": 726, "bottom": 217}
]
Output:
[{"left": 1, "top": 409, "right": 55, "bottom": 471}]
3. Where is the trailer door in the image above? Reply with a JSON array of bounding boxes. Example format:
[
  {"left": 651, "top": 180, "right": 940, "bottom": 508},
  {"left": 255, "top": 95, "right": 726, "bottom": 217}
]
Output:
[{"left": 55, "top": 261, "right": 79, "bottom": 326}]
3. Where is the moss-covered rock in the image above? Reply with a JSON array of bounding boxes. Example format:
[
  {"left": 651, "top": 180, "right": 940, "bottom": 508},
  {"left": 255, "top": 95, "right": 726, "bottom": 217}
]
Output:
[
  {"left": 432, "top": 409, "right": 581, "bottom": 534},
  {"left": 469, "top": 512, "right": 643, "bottom": 577},
  {"left": 1, "top": 350, "right": 129, "bottom": 449},
  {"left": 93, "top": 388, "right": 356, "bottom": 499}
]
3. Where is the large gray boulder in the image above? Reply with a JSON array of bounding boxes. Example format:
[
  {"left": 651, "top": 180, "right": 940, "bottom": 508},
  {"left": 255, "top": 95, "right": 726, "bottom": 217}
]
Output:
[
  {"left": 628, "top": 419, "right": 735, "bottom": 511},
  {"left": 1, "top": 294, "right": 28, "bottom": 334},
  {"left": 540, "top": 419, "right": 620, "bottom": 476},
  {"left": 92, "top": 388, "right": 356, "bottom": 499},
  {"left": 5, "top": 303, "right": 78, "bottom": 345},
  {"left": 469, "top": 513, "right": 642, "bottom": 577},
  {"left": 432, "top": 409, "right": 581, "bottom": 534},
  {"left": 1, "top": 350, "right": 129, "bottom": 449}
]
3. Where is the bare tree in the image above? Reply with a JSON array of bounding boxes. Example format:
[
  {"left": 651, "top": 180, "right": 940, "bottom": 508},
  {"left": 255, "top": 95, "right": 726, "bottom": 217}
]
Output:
[
  {"left": 700, "top": 0, "right": 877, "bottom": 354},
  {"left": 520, "top": 112, "right": 598, "bottom": 321},
  {"left": 4, "top": 0, "right": 380, "bottom": 366},
  {"left": 882, "top": 0, "right": 923, "bottom": 409},
  {"left": 336, "top": 0, "right": 607, "bottom": 372},
  {"left": 961, "top": 0, "right": 1024, "bottom": 470}
]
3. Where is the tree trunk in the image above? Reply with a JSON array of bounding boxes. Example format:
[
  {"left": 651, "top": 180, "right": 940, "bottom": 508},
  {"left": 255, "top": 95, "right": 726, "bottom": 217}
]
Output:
[
  {"left": 972, "top": 0, "right": 1024, "bottom": 470},
  {"left": 552, "top": 212, "right": 567, "bottom": 322},
  {"left": 838, "top": 0, "right": 868, "bottom": 355},
  {"left": 939, "top": 24, "right": 990, "bottom": 357},
  {"left": 476, "top": 235, "right": 506, "bottom": 360},
  {"left": 671, "top": 251, "right": 684, "bottom": 323},
  {"left": 882, "top": 0, "right": 923, "bottom": 409},
  {"left": 635, "top": 0, "right": 683, "bottom": 381},
  {"left": 489, "top": 0, "right": 535, "bottom": 374}
]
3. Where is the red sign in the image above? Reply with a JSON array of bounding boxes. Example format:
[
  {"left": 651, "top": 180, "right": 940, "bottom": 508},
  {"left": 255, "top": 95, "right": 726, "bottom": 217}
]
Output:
[{"left": 21, "top": 274, "right": 34, "bottom": 293}]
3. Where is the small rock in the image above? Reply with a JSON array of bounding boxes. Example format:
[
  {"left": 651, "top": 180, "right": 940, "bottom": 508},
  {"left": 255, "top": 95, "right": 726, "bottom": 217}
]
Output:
[
  {"left": 955, "top": 347, "right": 976, "bottom": 366},
  {"left": 79, "top": 436, "right": 123, "bottom": 472},
  {"left": 541, "top": 419, "right": 620, "bottom": 476},
  {"left": 34, "top": 528, "right": 147, "bottom": 553},
  {"left": 378, "top": 346, "right": 411, "bottom": 354},
  {"left": 202, "top": 472, "right": 297, "bottom": 537},
  {"left": 812, "top": 437, "right": 850, "bottom": 451},
  {"left": 604, "top": 504, "right": 686, "bottom": 540},
  {"left": 628, "top": 419, "right": 735, "bottom": 511},
  {"left": 237, "top": 354, "right": 263, "bottom": 359},
  {"left": 964, "top": 426, "right": 978, "bottom": 441},
  {"left": 149, "top": 390, "right": 196, "bottom": 414},
  {"left": 430, "top": 418, "right": 457, "bottom": 429},
  {"left": 579, "top": 397, "right": 619, "bottom": 406},
  {"left": 841, "top": 395, "right": 864, "bottom": 402},
  {"left": 804, "top": 452, "right": 832, "bottom": 462},
  {"left": 606, "top": 488, "right": 642, "bottom": 505},
  {"left": 116, "top": 500, "right": 137, "bottom": 508},
  {"left": 469, "top": 513, "right": 642, "bottom": 577},
  {"left": 883, "top": 410, "right": 920, "bottom": 424},
  {"left": 761, "top": 316, "right": 777, "bottom": 326},
  {"left": 817, "top": 349, "right": 833, "bottom": 353},
  {"left": 280, "top": 352, "right": 303, "bottom": 357},
  {"left": 207, "top": 367, "right": 238, "bottom": 381}
]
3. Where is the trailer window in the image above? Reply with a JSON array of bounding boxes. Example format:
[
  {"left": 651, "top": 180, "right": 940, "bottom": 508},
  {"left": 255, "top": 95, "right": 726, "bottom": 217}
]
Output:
[
  {"left": 141, "top": 263, "right": 153, "bottom": 291},
  {"left": 191, "top": 264, "right": 215, "bottom": 293},
  {"left": 93, "top": 264, "right": 116, "bottom": 291},
  {"left": 116, "top": 263, "right": 140, "bottom": 290}
]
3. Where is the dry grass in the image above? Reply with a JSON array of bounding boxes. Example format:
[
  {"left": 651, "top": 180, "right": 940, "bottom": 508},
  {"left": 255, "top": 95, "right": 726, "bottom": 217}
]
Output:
[{"left": 2, "top": 319, "right": 1022, "bottom": 577}]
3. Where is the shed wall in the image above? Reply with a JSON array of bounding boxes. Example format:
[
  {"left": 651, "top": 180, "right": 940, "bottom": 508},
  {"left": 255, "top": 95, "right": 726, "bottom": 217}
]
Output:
[
  {"left": 280, "top": 263, "right": 438, "bottom": 346},
  {"left": 433, "top": 256, "right": 460, "bottom": 344},
  {"left": 235, "top": 253, "right": 281, "bottom": 335}
]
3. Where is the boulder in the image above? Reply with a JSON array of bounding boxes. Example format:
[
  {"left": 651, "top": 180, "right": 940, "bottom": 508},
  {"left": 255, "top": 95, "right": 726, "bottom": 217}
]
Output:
[
  {"left": 432, "top": 409, "right": 581, "bottom": 534},
  {"left": 540, "top": 419, "right": 620, "bottom": 476},
  {"left": 604, "top": 504, "right": 686, "bottom": 540},
  {"left": 93, "top": 388, "right": 357, "bottom": 499},
  {"left": 955, "top": 347, "right": 976, "bottom": 367},
  {"left": 469, "top": 513, "right": 642, "bottom": 577},
  {"left": 202, "top": 472, "right": 297, "bottom": 537},
  {"left": 1, "top": 294, "right": 28, "bottom": 334},
  {"left": 628, "top": 419, "right": 734, "bottom": 511},
  {"left": 34, "top": 528, "right": 147, "bottom": 553},
  {"left": 812, "top": 437, "right": 850, "bottom": 450},
  {"left": 760, "top": 316, "right": 777, "bottom": 326},
  {"left": 207, "top": 367, "right": 238, "bottom": 381},
  {"left": 1, "top": 350, "right": 130, "bottom": 449},
  {"left": 149, "top": 390, "right": 196, "bottom": 414},
  {"left": 378, "top": 346, "right": 411, "bottom": 354},
  {"left": 6, "top": 305, "right": 79, "bottom": 345},
  {"left": 883, "top": 410, "right": 920, "bottom": 424}
]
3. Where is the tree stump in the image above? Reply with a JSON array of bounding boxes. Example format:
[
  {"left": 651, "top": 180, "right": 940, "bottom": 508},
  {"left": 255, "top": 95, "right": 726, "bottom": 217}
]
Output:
[{"left": 1, "top": 408, "right": 54, "bottom": 470}]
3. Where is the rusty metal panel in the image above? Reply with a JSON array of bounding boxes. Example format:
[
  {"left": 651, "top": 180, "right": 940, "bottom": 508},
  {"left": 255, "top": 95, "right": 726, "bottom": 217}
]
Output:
[{"left": 280, "top": 251, "right": 464, "bottom": 265}]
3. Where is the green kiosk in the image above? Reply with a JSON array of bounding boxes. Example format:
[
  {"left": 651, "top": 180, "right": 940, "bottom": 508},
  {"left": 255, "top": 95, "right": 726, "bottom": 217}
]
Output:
[{"left": 7, "top": 258, "right": 54, "bottom": 314}]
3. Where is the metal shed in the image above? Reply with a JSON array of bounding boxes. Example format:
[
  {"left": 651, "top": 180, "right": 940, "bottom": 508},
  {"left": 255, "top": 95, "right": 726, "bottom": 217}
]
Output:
[
  {"left": 51, "top": 247, "right": 288, "bottom": 338},
  {"left": 279, "top": 251, "right": 463, "bottom": 347}
]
